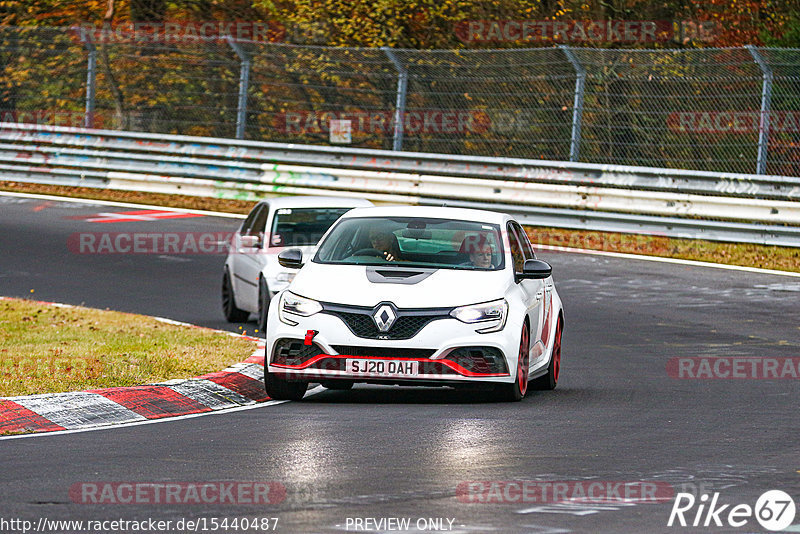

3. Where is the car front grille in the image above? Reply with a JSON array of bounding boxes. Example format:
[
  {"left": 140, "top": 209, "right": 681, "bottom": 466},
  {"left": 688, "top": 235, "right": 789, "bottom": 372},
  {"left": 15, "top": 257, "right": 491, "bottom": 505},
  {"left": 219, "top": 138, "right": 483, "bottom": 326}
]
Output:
[
  {"left": 331, "top": 346, "right": 436, "bottom": 358},
  {"left": 321, "top": 303, "right": 452, "bottom": 340},
  {"left": 330, "top": 312, "right": 436, "bottom": 340}
]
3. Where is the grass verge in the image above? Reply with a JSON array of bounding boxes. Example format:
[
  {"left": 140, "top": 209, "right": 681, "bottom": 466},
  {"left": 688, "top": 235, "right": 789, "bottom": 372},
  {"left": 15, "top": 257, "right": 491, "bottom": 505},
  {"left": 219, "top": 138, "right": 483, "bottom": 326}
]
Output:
[
  {"left": 0, "top": 298, "right": 258, "bottom": 397},
  {"left": 2, "top": 181, "right": 799, "bottom": 273}
]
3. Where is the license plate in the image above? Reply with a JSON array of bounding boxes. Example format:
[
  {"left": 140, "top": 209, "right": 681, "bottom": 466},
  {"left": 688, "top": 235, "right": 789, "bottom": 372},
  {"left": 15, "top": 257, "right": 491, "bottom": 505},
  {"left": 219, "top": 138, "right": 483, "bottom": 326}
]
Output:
[{"left": 346, "top": 359, "right": 419, "bottom": 377}]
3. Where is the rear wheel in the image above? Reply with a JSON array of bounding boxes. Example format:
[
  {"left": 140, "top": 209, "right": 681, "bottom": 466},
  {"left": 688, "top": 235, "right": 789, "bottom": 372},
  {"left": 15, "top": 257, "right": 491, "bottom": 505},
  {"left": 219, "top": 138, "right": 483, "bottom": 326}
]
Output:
[
  {"left": 264, "top": 367, "right": 308, "bottom": 401},
  {"left": 222, "top": 269, "right": 249, "bottom": 323},
  {"left": 494, "top": 322, "right": 530, "bottom": 402},
  {"left": 532, "top": 318, "right": 562, "bottom": 391},
  {"left": 257, "top": 278, "right": 270, "bottom": 335}
]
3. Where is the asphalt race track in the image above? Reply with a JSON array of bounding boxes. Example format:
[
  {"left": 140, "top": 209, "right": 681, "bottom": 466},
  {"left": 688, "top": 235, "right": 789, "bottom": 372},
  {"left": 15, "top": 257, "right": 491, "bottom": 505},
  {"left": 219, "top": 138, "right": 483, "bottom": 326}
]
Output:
[{"left": 1, "top": 194, "right": 798, "bottom": 533}]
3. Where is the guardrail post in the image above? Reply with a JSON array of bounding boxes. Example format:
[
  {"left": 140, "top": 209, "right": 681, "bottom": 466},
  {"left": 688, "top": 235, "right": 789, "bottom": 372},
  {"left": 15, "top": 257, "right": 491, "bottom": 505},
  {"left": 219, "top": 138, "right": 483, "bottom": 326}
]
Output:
[
  {"left": 82, "top": 29, "right": 97, "bottom": 129},
  {"left": 226, "top": 36, "right": 251, "bottom": 140},
  {"left": 382, "top": 47, "right": 408, "bottom": 151},
  {"left": 560, "top": 45, "right": 585, "bottom": 162},
  {"left": 746, "top": 45, "right": 773, "bottom": 175}
]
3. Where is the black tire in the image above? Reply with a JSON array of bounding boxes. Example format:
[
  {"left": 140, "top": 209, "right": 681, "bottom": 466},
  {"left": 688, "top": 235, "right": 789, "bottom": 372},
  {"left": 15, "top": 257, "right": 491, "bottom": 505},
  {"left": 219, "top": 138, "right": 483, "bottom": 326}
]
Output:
[
  {"left": 532, "top": 318, "right": 562, "bottom": 391},
  {"left": 264, "top": 367, "right": 308, "bottom": 401},
  {"left": 257, "top": 277, "right": 270, "bottom": 336},
  {"left": 222, "top": 269, "right": 249, "bottom": 323},
  {"left": 321, "top": 380, "right": 354, "bottom": 390},
  {"left": 494, "top": 321, "right": 530, "bottom": 402}
]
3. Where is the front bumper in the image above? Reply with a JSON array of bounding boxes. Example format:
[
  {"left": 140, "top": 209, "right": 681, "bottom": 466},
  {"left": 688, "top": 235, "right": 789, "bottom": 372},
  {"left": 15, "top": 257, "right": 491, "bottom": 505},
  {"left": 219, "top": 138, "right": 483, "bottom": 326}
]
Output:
[{"left": 265, "top": 309, "right": 531, "bottom": 384}]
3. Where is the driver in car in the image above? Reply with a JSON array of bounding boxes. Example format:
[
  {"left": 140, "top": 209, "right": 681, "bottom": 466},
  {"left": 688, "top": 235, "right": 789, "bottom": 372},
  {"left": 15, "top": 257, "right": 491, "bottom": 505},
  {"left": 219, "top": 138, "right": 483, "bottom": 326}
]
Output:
[{"left": 368, "top": 228, "right": 403, "bottom": 262}]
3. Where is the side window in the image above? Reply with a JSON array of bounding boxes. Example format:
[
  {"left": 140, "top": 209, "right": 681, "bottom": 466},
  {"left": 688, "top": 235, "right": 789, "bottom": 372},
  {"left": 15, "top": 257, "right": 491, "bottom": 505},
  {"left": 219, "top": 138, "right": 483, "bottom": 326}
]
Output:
[
  {"left": 243, "top": 205, "right": 269, "bottom": 238},
  {"left": 507, "top": 223, "right": 525, "bottom": 273},
  {"left": 240, "top": 204, "right": 264, "bottom": 235},
  {"left": 252, "top": 207, "right": 270, "bottom": 238},
  {"left": 511, "top": 222, "right": 535, "bottom": 260}
]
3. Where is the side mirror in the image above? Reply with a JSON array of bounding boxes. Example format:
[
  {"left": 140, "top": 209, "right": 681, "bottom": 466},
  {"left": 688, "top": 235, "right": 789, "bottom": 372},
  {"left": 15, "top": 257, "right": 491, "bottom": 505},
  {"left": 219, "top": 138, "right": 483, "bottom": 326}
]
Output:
[
  {"left": 278, "top": 248, "right": 304, "bottom": 269},
  {"left": 517, "top": 259, "right": 552, "bottom": 281},
  {"left": 240, "top": 234, "right": 261, "bottom": 248}
]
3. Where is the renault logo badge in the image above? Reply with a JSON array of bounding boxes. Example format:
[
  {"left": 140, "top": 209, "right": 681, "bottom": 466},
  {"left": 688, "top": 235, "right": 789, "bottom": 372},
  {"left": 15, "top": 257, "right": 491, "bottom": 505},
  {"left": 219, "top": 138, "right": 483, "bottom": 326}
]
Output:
[{"left": 373, "top": 304, "right": 396, "bottom": 332}]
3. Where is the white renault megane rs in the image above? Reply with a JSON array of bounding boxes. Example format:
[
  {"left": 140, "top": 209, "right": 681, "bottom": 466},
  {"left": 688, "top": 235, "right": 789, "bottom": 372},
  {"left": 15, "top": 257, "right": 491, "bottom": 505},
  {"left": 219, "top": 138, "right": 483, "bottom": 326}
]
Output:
[{"left": 263, "top": 206, "right": 564, "bottom": 401}]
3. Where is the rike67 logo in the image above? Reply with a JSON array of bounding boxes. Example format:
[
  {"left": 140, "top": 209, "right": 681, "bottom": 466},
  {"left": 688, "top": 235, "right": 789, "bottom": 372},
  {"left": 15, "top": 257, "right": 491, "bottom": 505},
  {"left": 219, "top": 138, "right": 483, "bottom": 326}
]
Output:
[{"left": 668, "top": 490, "right": 796, "bottom": 531}]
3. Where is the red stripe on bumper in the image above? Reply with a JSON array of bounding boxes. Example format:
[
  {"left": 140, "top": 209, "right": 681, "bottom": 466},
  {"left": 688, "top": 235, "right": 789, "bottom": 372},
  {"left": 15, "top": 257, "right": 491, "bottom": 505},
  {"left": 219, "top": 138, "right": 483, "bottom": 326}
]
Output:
[
  {"left": 90, "top": 386, "right": 212, "bottom": 419},
  {"left": 0, "top": 400, "right": 66, "bottom": 434}
]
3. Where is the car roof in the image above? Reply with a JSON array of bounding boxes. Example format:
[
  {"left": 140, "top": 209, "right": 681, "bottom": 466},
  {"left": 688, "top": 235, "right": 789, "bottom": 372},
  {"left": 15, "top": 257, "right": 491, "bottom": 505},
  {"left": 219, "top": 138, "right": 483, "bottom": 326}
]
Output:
[
  {"left": 339, "top": 205, "right": 510, "bottom": 225},
  {"left": 261, "top": 195, "right": 373, "bottom": 209}
]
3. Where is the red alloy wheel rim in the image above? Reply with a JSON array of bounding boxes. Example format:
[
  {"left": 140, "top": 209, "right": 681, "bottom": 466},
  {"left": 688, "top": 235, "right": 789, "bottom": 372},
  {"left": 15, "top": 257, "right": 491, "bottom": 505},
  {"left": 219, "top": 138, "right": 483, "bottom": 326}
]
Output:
[
  {"left": 518, "top": 325, "right": 530, "bottom": 396},
  {"left": 553, "top": 324, "right": 562, "bottom": 383}
]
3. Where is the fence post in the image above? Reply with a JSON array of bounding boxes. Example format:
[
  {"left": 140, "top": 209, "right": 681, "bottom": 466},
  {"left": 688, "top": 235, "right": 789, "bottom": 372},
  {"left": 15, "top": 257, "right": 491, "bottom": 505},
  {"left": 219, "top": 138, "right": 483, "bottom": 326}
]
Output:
[
  {"left": 560, "top": 45, "right": 585, "bottom": 162},
  {"left": 226, "top": 36, "right": 251, "bottom": 140},
  {"left": 382, "top": 47, "right": 408, "bottom": 152},
  {"left": 82, "top": 29, "right": 97, "bottom": 129},
  {"left": 746, "top": 45, "right": 773, "bottom": 175}
]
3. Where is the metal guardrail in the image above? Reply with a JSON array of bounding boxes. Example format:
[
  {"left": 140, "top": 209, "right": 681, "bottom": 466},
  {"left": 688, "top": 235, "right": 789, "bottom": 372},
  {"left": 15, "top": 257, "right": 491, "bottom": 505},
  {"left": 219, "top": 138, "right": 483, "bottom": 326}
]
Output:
[
  {"left": 3, "top": 28, "right": 800, "bottom": 176},
  {"left": 1, "top": 122, "right": 799, "bottom": 247}
]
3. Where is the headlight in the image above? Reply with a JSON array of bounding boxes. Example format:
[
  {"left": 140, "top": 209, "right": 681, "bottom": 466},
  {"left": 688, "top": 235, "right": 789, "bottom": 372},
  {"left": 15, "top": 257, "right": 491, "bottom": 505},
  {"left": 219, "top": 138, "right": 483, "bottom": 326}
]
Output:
[
  {"left": 278, "top": 291, "right": 322, "bottom": 325},
  {"left": 450, "top": 299, "right": 508, "bottom": 333}
]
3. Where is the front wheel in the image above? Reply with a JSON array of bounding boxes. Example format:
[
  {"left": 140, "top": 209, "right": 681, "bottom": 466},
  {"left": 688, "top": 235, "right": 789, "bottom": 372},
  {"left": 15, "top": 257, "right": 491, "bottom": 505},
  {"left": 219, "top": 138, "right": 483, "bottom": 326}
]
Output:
[
  {"left": 494, "top": 321, "right": 530, "bottom": 402},
  {"left": 264, "top": 367, "right": 308, "bottom": 401},
  {"left": 532, "top": 318, "right": 562, "bottom": 391},
  {"left": 222, "top": 269, "right": 249, "bottom": 323}
]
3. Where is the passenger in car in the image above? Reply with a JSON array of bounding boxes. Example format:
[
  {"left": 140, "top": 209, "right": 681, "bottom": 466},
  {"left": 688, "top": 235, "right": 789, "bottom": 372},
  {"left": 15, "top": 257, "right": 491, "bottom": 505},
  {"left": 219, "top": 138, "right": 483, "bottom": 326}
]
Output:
[{"left": 460, "top": 234, "right": 495, "bottom": 269}]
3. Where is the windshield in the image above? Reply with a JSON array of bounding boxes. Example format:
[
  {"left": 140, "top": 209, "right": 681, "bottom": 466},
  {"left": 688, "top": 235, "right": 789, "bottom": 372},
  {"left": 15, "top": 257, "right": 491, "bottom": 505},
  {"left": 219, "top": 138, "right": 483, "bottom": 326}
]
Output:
[
  {"left": 313, "top": 216, "right": 505, "bottom": 270},
  {"left": 268, "top": 207, "right": 353, "bottom": 248}
]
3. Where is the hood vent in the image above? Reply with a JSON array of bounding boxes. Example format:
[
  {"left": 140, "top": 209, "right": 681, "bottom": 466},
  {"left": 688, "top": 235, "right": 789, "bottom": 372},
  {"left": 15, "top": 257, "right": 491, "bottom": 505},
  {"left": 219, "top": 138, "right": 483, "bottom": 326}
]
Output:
[{"left": 366, "top": 267, "right": 436, "bottom": 285}]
